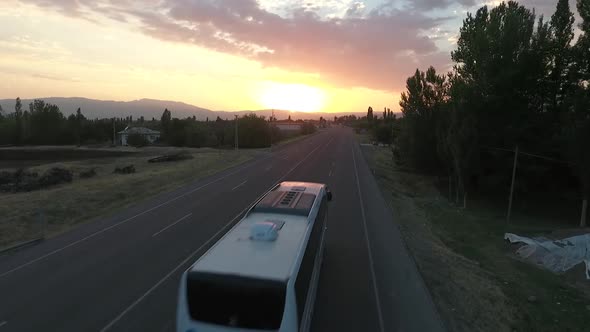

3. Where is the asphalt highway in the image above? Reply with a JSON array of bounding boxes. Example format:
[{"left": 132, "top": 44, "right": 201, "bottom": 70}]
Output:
[{"left": 0, "top": 127, "right": 444, "bottom": 332}]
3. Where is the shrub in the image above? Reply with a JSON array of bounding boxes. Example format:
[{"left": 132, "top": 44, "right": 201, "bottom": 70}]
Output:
[
  {"left": 113, "top": 165, "right": 136, "bottom": 174},
  {"left": 80, "top": 168, "right": 97, "bottom": 178},
  {"left": 300, "top": 123, "right": 316, "bottom": 135},
  {"left": 39, "top": 167, "right": 73, "bottom": 187},
  {"left": 148, "top": 152, "right": 193, "bottom": 163},
  {"left": 374, "top": 124, "right": 392, "bottom": 145}
]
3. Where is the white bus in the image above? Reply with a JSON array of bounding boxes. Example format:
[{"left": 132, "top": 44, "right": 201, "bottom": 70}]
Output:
[{"left": 176, "top": 181, "right": 332, "bottom": 332}]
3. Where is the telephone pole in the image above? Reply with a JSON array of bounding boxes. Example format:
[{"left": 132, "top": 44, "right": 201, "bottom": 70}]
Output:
[
  {"left": 234, "top": 115, "right": 239, "bottom": 150},
  {"left": 270, "top": 110, "right": 274, "bottom": 151},
  {"left": 507, "top": 145, "right": 519, "bottom": 224}
]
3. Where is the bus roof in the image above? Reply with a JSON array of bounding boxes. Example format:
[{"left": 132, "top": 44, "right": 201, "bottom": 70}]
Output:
[{"left": 189, "top": 182, "right": 325, "bottom": 281}]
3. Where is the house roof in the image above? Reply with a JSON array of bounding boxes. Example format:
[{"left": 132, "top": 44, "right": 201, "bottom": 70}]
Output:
[{"left": 118, "top": 127, "right": 160, "bottom": 135}]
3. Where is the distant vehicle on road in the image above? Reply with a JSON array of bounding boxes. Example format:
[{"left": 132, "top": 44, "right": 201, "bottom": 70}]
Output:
[{"left": 176, "top": 181, "right": 332, "bottom": 332}]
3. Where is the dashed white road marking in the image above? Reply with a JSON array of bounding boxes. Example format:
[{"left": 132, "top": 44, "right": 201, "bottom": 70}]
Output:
[
  {"left": 152, "top": 213, "right": 192, "bottom": 237},
  {"left": 231, "top": 180, "right": 248, "bottom": 191},
  {"left": 100, "top": 207, "right": 248, "bottom": 332}
]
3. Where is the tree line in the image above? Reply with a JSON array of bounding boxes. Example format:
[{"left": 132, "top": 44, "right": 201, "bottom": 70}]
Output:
[
  {"left": 0, "top": 98, "right": 315, "bottom": 148},
  {"left": 396, "top": 0, "right": 590, "bottom": 223},
  {"left": 0, "top": 98, "right": 132, "bottom": 146},
  {"left": 337, "top": 107, "right": 400, "bottom": 145}
]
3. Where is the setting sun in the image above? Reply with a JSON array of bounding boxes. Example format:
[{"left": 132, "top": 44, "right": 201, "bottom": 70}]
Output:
[{"left": 258, "top": 82, "right": 327, "bottom": 112}]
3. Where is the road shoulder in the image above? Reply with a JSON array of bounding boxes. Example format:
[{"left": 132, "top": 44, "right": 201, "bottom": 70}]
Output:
[
  {"left": 360, "top": 143, "right": 590, "bottom": 331},
  {"left": 353, "top": 142, "right": 445, "bottom": 332}
]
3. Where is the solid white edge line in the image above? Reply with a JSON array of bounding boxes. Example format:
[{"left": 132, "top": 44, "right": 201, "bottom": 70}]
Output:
[
  {"left": 352, "top": 144, "right": 386, "bottom": 332},
  {"left": 100, "top": 135, "right": 334, "bottom": 332},
  {"left": 152, "top": 213, "right": 193, "bottom": 237},
  {"left": 231, "top": 180, "right": 248, "bottom": 191},
  {"left": 0, "top": 133, "right": 325, "bottom": 279}
]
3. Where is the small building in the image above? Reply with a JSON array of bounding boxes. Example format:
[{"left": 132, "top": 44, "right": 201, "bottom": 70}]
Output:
[
  {"left": 118, "top": 126, "right": 160, "bottom": 146},
  {"left": 273, "top": 121, "right": 302, "bottom": 132}
]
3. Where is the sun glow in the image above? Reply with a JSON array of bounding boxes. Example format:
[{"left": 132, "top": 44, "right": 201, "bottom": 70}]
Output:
[{"left": 258, "top": 82, "right": 326, "bottom": 112}]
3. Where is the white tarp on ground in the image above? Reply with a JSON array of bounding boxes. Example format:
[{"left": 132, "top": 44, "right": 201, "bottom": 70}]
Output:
[{"left": 504, "top": 233, "right": 590, "bottom": 279}]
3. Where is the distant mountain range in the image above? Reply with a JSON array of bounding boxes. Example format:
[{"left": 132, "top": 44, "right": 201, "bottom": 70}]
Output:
[{"left": 0, "top": 97, "right": 367, "bottom": 121}]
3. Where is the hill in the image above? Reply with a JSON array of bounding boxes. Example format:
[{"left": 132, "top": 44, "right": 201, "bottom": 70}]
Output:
[{"left": 0, "top": 97, "right": 366, "bottom": 121}]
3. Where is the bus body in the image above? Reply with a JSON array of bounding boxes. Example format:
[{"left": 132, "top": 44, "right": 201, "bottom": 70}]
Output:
[{"left": 176, "top": 181, "right": 331, "bottom": 332}]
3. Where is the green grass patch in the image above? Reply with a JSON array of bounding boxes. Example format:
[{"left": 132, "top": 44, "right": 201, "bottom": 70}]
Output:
[
  {"left": 359, "top": 142, "right": 590, "bottom": 332},
  {"left": 356, "top": 133, "right": 372, "bottom": 144},
  {"left": 0, "top": 148, "right": 257, "bottom": 249}
]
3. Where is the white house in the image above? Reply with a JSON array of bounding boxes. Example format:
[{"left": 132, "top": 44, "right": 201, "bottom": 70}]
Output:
[
  {"left": 118, "top": 126, "right": 160, "bottom": 146},
  {"left": 274, "top": 121, "right": 302, "bottom": 132}
]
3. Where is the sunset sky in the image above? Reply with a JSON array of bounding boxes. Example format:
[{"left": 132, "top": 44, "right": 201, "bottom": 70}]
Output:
[{"left": 0, "top": 0, "right": 564, "bottom": 113}]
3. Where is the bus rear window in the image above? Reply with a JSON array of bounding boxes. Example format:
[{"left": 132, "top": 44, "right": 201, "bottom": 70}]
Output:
[{"left": 186, "top": 272, "right": 286, "bottom": 330}]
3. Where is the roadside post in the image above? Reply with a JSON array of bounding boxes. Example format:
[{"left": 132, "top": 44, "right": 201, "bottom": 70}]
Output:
[{"left": 507, "top": 145, "right": 519, "bottom": 224}]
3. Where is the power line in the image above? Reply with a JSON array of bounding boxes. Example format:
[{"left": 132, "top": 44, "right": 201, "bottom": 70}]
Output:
[{"left": 481, "top": 145, "right": 573, "bottom": 165}]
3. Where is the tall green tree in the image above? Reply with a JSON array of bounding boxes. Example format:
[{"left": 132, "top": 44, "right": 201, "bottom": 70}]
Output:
[
  {"left": 547, "top": 0, "right": 575, "bottom": 113},
  {"left": 75, "top": 107, "right": 85, "bottom": 145},
  {"left": 28, "top": 100, "right": 65, "bottom": 144},
  {"left": 160, "top": 108, "right": 171, "bottom": 139},
  {"left": 14, "top": 97, "right": 23, "bottom": 144},
  {"left": 565, "top": 0, "right": 590, "bottom": 226},
  {"left": 399, "top": 66, "right": 448, "bottom": 170},
  {"left": 445, "top": 73, "right": 482, "bottom": 207},
  {"left": 452, "top": 1, "right": 538, "bottom": 147}
]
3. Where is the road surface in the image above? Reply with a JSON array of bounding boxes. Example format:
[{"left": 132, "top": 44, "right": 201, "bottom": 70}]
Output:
[{"left": 0, "top": 127, "right": 444, "bottom": 332}]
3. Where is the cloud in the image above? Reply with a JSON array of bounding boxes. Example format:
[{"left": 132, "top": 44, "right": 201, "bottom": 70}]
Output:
[
  {"left": 0, "top": 35, "right": 72, "bottom": 60},
  {"left": 31, "top": 73, "right": 80, "bottom": 82},
  {"left": 409, "top": 0, "right": 476, "bottom": 10},
  {"left": 345, "top": 2, "right": 366, "bottom": 17},
  {"left": 17, "top": 0, "right": 454, "bottom": 91}
]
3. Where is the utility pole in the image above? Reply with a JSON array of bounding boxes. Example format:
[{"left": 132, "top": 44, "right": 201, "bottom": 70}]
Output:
[
  {"left": 581, "top": 198, "right": 588, "bottom": 227},
  {"left": 507, "top": 145, "right": 519, "bottom": 224},
  {"left": 270, "top": 110, "right": 274, "bottom": 151},
  {"left": 112, "top": 118, "right": 116, "bottom": 146},
  {"left": 234, "top": 115, "right": 238, "bottom": 150}
]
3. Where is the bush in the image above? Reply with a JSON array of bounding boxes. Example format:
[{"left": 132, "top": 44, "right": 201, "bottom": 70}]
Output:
[
  {"left": 80, "top": 168, "right": 97, "bottom": 178},
  {"left": 127, "top": 134, "right": 148, "bottom": 147},
  {"left": 39, "top": 167, "right": 73, "bottom": 187},
  {"left": 113, "top": 165, "right": 136, "bottom": 174},
  {"left": 0, "top": 169, "right": 41, "bottom": 192},
  {"left": 300, "top": 123, "right": 316, "bottom": 135},
  {"left": 374, "top": 124, "right": 392, "bottom": 145},
  {"left": 0, "top": 171, "right": 14, "bottom": 185},
  {"left": 0, "top": 168, "right": 73, "bottom": 192},
  {"left": 148, "top": 152, "right": 193, "bottom": 163},
  {"left": 237, "top": 114, "right": 271, "bottom": 148}
]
